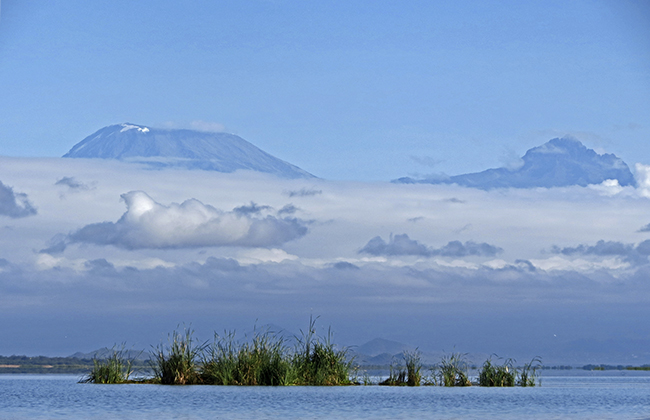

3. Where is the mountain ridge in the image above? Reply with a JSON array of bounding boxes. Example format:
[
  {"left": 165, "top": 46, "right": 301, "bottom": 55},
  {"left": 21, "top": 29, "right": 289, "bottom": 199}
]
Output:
[
  {"left": 395, "top": 137, "right": 636, "bottom": 190},
  {"left": 64, "top": 123, "right": 314, "bottom": 179}
]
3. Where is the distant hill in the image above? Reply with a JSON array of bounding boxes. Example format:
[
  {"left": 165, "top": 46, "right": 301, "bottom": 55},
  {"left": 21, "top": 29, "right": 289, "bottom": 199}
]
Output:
[
  {"left": 63, "top": 123, "right": 315, "bottom": 179},
  {"left": 355, "top": 338, "right": 412, "bottom": 357},
  {"left": 394, "top": 137, "right": 636, "bottom": 190},
  {"left": 69, "top": 347, "right": 151, "bottom": 361}
]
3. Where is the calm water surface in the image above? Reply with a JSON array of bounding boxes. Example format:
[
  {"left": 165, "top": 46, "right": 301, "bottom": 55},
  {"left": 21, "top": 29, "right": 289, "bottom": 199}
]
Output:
[{"left": 1, "top": 373, "right": 649, "bottom": 419}]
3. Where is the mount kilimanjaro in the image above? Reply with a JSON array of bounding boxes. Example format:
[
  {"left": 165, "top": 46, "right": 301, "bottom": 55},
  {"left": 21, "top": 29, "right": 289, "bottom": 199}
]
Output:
[
  {"left": 394, "top": 137, "right": 636, "bottom": 190},
  {"left": 63, "top": 123, "right": 314, "bottom": 179}
]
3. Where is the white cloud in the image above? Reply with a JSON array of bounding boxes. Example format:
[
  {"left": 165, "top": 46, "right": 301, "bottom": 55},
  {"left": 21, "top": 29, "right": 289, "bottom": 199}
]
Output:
[
  {"left": 0, "top": 180, "right": 37, "bottom": 218},
  {"left": 635, "top": 163, "right": 650, "bottom": 198},
  {"left": 46, "top": 190, "right": 308, "bottom": 251},
  {"left": 588, "top": 179, "right": 625, "bottom": 196},
  {"left": 2, "top": 156, "right": 650, "bottom": 359},
  {"left": 235, "top": 248, "right": 300, "bottom": 264}
]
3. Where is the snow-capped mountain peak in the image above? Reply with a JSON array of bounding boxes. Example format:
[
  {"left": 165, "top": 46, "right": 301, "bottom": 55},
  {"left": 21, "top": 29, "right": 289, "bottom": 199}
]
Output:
[
  {"left": 120, "top": 123, "right": 150, "bottom": 133},
  {"left": 63, "top": 123, "right": 314, "bottom": 179}
]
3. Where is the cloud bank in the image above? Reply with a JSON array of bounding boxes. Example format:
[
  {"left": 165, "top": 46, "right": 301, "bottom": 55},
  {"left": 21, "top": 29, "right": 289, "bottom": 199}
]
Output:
[
  {"left": 0, "top": 181, "right": 37, "bottom": 218},
  {"left": 551, "top": 239, "right": 650, "bottom": 265},
  {"left": 4, "top": 251, "right": 650, "bottom": 360},
  {"left": 55, "top": 176, "right": 93, "bottom": 191},
  {"left": 3, "top": 156, "right": 650, "bottom": 360},
  {"left": 359, "top": 234, "right": 502, "bottom": 257},
  {"left": 44, "top": 191, "right": 307, "bottom": 252}
]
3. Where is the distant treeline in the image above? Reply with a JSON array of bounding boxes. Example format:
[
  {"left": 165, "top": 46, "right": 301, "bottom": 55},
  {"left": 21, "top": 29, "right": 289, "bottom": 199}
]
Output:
[
  {"left": 0, "top": 355, "right": 148, "bottom": 374},
  {"left": 3, "top": 357, "right": 650, "bottom": 375},
  {"left": 0, "top": 355, "right": 94, "bottom": 374},
  {"left": 582, "top": 364, "right": 650, "bottom": 371}
]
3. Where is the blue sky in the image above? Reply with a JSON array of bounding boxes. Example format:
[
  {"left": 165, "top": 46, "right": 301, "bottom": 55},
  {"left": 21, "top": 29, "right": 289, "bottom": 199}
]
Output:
[
  {"left": 1, "top": 1, "right": 650, "bottom": 362},
  {"left": 1, "top": 0, "right": 648, "bottom": 180}
]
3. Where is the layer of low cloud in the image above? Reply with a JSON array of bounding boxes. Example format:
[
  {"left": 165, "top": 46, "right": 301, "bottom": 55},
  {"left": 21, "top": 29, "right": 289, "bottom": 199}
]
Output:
[
  {"left": 4, "top": 252, "right": 650, "bottom": 359},
  {"left": 55, "top": 176, "right": 93, "bottom": 191},
  {"left": 638, "top": 224, "right": 650, "bottom": 233},
  {"left": 233, "top": 202, "right": 272, "bottom": 215},
  {"left": 3, "top": 157, "right": 650, "bottom": 359},
  {"left": 551, "top": 239, "right": 650, "bottom": 265},
  {"left": 359, "top": 233, "right": 502, "bottom": 258},
  {"left": 284, "top": 188, "right": 322, "bottom": 197},
  {"left": 635, "top": 163, "right": 650, "bottom": 198},
  {"left": 43, "top": 191, "right": 307, "bottom": 252},
  {"left": 0, "top": 181, "right": 37, "bottom": 218}
]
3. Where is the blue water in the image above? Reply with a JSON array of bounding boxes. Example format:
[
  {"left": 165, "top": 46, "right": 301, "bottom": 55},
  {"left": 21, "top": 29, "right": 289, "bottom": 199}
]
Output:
[{"left": 1, "top": 374, "right": 649, "bottom": 419}]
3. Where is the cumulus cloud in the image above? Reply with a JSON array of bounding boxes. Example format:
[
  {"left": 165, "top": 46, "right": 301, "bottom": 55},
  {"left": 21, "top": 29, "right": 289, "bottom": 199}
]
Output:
[
  {"left": 0, "top": 181, "right": 37, "bottom": 218},
  {"left": 233, "top": 202, "right": 272, "bottom": 215},
  {"left": 638, "top": 224, "right": 650, "bottom": 233},
  {"left": 635, "top": 163, "right": 650, "bottom": 198},
  {"left": 359, "top": 234, "right": 503, "bottom": 258},
  {"left": 588, "top": 179, "right": 625, "bottom": 196},
  {"left": 43, "top": 191, "right": 307, "bottom": 252},
  {"left": 514, "top": 259, "right": 537, "bottom": 272},
  {"left": 55, "top": 176, "right": 93, "bottom": 191},
  {"left": 284, "top": 188, "right": 322, "bottom": 197},
  {"left": 278, "top": 204, "right": 299, "bottom": 216},
  {"left": 551, "top": 239, "right": 650, "bottom": 265}
]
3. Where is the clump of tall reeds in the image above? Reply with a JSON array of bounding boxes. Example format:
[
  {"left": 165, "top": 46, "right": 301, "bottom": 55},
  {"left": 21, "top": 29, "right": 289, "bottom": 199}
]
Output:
[
  {"left": 292, "top": 316, "right": 354, "bottom": 386},
  {"left": 477, "top": 355, "right": 542, "bottom": 387},
  {"left": 152, "top": 328, "right": 203, "bottom": 385},
  {"left": 434, "top": 352, "right": 471, "bottom": 386},
  {"left": 478, "top": 357, "right": 516, "bottom": 387},
  {"left": 379, "top": 349, "right": 422, "bottom": 386},
  {"left": 405, "top": 349, "right": 422, "bottom": 386},
  {"left": 379, "top": 358, "right": 407, "bottom": 386},
  {"left": 517, "top": 356, "right": 542, "bottom": 387},
  {"left": 201, "top": 328, "right": 292, "bottom": 386},
  {"left": 80, "top": 345, "right": 136, "bottom": 384}
]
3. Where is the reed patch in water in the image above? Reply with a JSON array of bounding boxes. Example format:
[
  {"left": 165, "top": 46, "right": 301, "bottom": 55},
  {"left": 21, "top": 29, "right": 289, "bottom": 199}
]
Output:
[
  {"left": 79, "top": 345, "right": 136, "bottom": 384},
  {"left": 291, "top": 316, "right": 354, "bottom": 386},
  {"left": 201, "top": 328, "right": 292, "bottom": 386},
  {"left": 152, "top": 328, "right": 204, "bottom": 385},
  {"left": 434, "top": 352, "right": 471, "bottom": 386},
  {"left": 79, "top": 319, "right": 543, "bottom": 387},
  {"left": 478, "top": 357, "right": 516, "bottom": 387},
  {"left": 379, "top": 349, "right": 422, "bottom": 386},
  {"left": 518, "top": 356, "right": 542, "bottom": 387}
]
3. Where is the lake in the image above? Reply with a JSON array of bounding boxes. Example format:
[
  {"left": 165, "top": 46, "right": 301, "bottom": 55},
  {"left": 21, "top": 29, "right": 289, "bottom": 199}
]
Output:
[{"left": 1, "top": 372, "right": 649, "bottom": 419}]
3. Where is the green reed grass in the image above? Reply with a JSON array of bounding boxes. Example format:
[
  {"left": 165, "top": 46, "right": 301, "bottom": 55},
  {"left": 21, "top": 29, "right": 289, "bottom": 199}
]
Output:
[
  {"left": 380, "top": 349, "right": 422, "bottom": 386},
  {"left": 152, "top": 327, "right": 203, "bottom": 385},
  {"left": 78, "top": 318, "right": 541, "bottom": 388},
  {"left": 201, "top": 328, "right": 292, "bottom": 386},
  {"left": 405, "top": 349, "right": 422, "bottom": 386},
  {"left": 80, "top": 345, "right": 135, "bottom": 384},
  {"left": 379, "top": 359, "right": 407, "bottom": 386},
  {"left": 517, "top": 356, "right": 542, "bottom": 387},
  {"left": 434, "top": 352, "right": 471, "bottom": 386},
  {"left": 291, "top": 316, "right": 354, "bottom": 385},
  {"left": 478, "top": 357, "right": 516, "bottom": 387}
]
